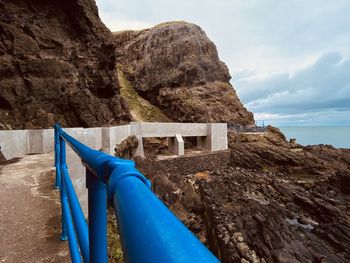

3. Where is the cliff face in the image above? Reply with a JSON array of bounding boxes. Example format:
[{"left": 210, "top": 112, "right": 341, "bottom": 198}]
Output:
[
  {"left": 0, "top": 0, "right": 130, "bottom": 129},
  {"left": 114, "top": 22, "right": 254, "bottom": 125}
]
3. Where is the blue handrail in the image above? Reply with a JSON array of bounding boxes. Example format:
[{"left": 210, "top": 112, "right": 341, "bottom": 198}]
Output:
[{"left": 54, "top": 124, "right": 219, "bottom": 263}]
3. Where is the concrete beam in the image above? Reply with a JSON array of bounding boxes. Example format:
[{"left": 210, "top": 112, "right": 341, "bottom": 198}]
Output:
[{"left": 130, "top": 122, "right": 207, "bottom": 138}]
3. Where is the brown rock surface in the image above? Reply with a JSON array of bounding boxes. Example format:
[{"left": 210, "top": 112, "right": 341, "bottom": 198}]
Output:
[
  {"left": 114, "top": 135, "right": 138, "bottom": 160},
  {"left": 228, "top": 127, "right": 350, "bottom": 175},
  {"left": 137, "top": 128, "right": 350, "bottom": 263},
  {"left": 199, "top": 166, "right": 350, "bottom": 263},
  {"left": 114, "top": 21, "right": 254, "bottom": 125},
  {"left": 0, "top": 0, "right": 130, "bottom": 129}
]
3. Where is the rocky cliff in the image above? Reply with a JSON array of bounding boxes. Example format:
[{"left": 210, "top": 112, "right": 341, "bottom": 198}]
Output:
[
  {"left": 0, "top": 0, "right": 130, "bottom": 129},
  {"left": 114, "top": 22, "right": 254, "bottom": 125}
]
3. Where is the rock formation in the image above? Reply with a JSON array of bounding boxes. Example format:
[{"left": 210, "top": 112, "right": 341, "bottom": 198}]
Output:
[
  {"left": 114, "top": 135, "right": 138, "bottom": 160},
  {"left": 137, "top": 129, "right": 350, "bottom": 263},
  {"left": 0, "top": 0, "right": 130, "bottom": 129},
  {"left": 114, "top": 21, "right": 254, "bottom": 125}
]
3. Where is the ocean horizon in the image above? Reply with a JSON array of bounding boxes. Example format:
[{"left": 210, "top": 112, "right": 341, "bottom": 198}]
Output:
[{"left": 278, "top": 126, "right": 350, "bottom": 149}]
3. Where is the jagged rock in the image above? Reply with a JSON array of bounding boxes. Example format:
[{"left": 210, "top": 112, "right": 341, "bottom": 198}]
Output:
[
  {"left": 290, "top": 138, "right": 297, "bottom": 148},
  {"left": 228, "top": 127, "right": 350, "bottom": 175},
  {"left": 114, "top": 135, "right": 138, "bottom": 160},
  {"left": 137, "top": 131, "right": 350, "bottom": 263},
  {"left": 0, "top": 0, "right": 130, "bottom": 129},
  {"left": 114, "top": 21, "right": 254, "bottom": 125},
  {"left": 198, "top": 165, "right": 350, "bottom": 263}
]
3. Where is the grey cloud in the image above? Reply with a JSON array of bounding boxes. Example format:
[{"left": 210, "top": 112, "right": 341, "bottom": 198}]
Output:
[
  {"left": 97, "top": 0, "right": 350, "bottom": 73},
  {"left": 234, "top": 52, "right": 350, "bottom": 115}
]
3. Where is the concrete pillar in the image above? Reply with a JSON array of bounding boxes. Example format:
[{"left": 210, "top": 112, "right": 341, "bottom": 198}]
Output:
[
  {"left": 168, "top": 134, "right": 184, "bottom": 156},
  {"left": 134, "top": 135, "right": 145, "bottom": 157},
  {"left": 130, "top": 123, "right": 145, "bottom": 158},
  {"left": 207, "top": 123, "right": 228, "bottom": 151},
  {"left": 101, "top": 127, "right": 111, "bottom": 154},
  {"left": 102, "top": 125, "right": 130, "bottom": 155}
]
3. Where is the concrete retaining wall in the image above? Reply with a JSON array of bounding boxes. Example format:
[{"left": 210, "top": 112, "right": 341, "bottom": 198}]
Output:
[
  {"left": 0, "top": 130, "right": 29, "bottom": 160},
  {"left": 0, "top": 122, "right": 228, "bottom": 161},
  {"left": 0, "top": 123, "right": 228, "bottom": 216}
]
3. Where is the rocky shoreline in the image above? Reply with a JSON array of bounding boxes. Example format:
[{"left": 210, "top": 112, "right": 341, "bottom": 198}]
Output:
[{"left": 134, "top": 127, "right": 350, "bottom": 263}]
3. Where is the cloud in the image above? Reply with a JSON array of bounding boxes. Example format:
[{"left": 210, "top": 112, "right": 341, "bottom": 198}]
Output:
[
  {"left": 96, "top": 0, "right": 350, "bottom": 73},
  {"left": 234, "top": 52, "right": 350, "bottom": 125},
  {"left": 254, "top": 111, "right": 350, "bottom": 126}
]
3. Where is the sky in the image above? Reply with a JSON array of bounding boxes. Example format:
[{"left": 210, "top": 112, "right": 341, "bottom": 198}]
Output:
[{"left": 96, "top": 0, "right": 350, "bottom": 126}]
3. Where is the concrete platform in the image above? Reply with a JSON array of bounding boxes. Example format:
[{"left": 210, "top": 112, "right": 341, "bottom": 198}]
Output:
[{"left": 0, "top": 153, "right": 69, "bottom": 263}]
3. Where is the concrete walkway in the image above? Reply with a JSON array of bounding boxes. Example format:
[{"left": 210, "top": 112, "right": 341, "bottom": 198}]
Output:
[{"left": 0, "top": 153, "right": 69, "bottom": 263}]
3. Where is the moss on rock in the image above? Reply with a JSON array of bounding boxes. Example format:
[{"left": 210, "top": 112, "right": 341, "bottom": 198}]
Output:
[{"left": 117, "top": 68, "right": 171, "bottom": 122}]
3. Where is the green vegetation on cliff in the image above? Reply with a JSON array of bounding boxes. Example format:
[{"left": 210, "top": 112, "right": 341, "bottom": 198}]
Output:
[{"left": 117, "top": 67, "right": 171, "bottom": 122}]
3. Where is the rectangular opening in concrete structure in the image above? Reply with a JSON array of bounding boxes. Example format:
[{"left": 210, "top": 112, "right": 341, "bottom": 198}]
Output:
[
  {"left": 143, "top": 137, "right": 169, "bottom": 158},
  {"left": 184, "top": 137, "right": 205, "bottom": 155}
]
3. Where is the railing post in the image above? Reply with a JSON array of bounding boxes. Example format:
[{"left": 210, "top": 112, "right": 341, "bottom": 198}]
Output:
[
  {"left": 54, "top": 127, "right": 61, "bottom": 189},
  {"left": 60, "top": 138, "right": 68, "bottom": 241},
  {"left": 86, "top": 169, "right": 107, "bottom": 263}
]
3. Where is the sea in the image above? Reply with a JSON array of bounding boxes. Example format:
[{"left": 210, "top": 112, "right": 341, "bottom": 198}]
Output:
[{"left": 278, "top": 126, "right": 350, "bottom": 149}]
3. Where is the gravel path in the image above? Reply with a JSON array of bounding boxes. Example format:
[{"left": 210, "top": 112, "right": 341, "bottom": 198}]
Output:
[{"left": 0, "top": 153, "right": 70, "bottom": 263}]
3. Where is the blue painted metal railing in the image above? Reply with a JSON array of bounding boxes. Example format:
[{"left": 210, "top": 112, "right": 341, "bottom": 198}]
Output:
[{"left": 54, "top": 124, "right": 219, "bottom": 263}]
